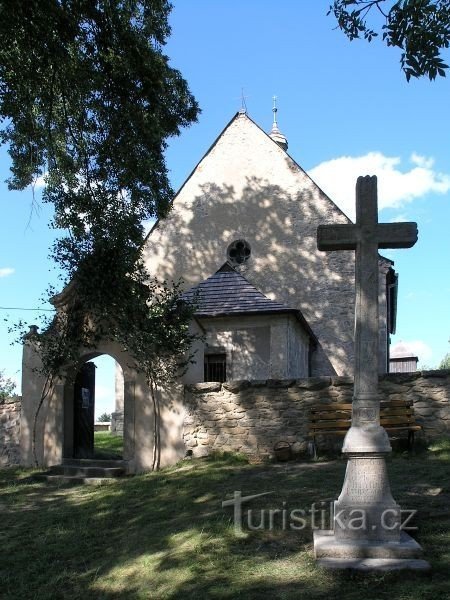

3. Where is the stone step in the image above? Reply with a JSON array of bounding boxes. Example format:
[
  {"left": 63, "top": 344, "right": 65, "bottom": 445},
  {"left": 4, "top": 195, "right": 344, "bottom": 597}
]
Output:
[
  {"left": 62, "top": 458, "right": 127, "bottom": 469},
  {"left": 38, "top": 474, "right": 122, "bottom": 486},
  {"left": 48, "top": 465, "right": 125, "bottom": 478},
  {"left": 317, "top": 558, "right": 431, "bottom": 572},
  {"left": 314, "top": 530, "right": 425, "bottom": 560}
]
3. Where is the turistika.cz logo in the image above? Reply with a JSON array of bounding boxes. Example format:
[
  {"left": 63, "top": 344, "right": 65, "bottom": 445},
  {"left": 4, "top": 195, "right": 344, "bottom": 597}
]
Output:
[{"left": 221, "top": 490, "right": 417, "bottom": 536}]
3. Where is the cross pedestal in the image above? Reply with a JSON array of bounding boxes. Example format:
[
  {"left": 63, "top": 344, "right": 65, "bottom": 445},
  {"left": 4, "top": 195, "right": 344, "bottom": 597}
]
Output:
[{"left": 313, "top": 176, "right": 429, "bottom": 571}]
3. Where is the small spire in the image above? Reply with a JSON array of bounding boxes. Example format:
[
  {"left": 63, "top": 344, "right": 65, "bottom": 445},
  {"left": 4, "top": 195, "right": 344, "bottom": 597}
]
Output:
[
  {"left": 269, "top": 95, "right": 288, "bottom": 151},
  {"left": 272, "top": 95, "right": 278, "bottom": 127},
  {"left": 239, "top": 88, "right": 248, "bottom": 115}
]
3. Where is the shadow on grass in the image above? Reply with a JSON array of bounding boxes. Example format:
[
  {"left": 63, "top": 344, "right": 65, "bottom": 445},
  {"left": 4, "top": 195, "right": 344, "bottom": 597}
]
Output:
[
  {"left": 0, "top": 453, "right": 449, "bottom": 599},
  {"left": 93, "top": 431, "right": 123, "bottom": 460}
]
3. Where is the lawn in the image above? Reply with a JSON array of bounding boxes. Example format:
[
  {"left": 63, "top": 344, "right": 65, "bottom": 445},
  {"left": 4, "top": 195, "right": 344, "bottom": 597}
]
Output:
[
  {"left": 94, "top": 431, "right": 123, "bottom": 459},
  {"left": 1, "top": 442, "right": 449, "bottom": 599}
]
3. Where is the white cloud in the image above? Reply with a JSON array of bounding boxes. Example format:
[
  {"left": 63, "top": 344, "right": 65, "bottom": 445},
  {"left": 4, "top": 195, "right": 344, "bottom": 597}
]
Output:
[
  {"left": 391, "top": 340, "right": 433, "bottom": 363},
  {"left": 0, "top": 267, "right": 14, "bottom": 278},
  {"left": 309, "top": 152, "right": 450, "bottom": 221},
  {"left": 31, "top": 172, "right": 47, "bottom": 188},
  {"left": 410, "top": 153, "right": 434, "bottom": 169},
  {"left": 389, "top": 213, "right": 409, "bottom": 223}
]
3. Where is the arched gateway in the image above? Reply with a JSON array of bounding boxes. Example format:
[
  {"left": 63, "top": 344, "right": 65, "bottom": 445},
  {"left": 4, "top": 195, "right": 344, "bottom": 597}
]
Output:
[{"left": 21, "top": 332, "right": 187, "bottom": 473}]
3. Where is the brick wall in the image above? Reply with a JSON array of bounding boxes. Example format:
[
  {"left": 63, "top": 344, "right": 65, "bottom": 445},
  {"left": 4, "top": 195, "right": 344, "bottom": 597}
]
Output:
[{"left": 183, "top": 371, "right": 450, "bottom": 457}]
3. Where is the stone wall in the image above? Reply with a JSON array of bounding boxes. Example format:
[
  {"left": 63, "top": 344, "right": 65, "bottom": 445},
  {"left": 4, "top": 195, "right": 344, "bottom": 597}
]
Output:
[
  {"left": 183, "top": 371, "right": 450, "bottom": 457},
  {"left": 0, "top": 397, "right": 21, "bottom": 466},
  {"left": 111, "top": 411, "right": 124, "bottom": 436}
]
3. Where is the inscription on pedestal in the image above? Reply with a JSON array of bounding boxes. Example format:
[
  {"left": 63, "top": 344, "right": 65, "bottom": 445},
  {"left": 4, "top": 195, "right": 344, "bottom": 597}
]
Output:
[{"left": 339, "top": 457, "right": 394, "bottom": 504}]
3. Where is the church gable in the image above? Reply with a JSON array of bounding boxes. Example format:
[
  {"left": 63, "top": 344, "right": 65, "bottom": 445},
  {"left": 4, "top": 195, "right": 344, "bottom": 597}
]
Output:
[
  {"left": 143, "top": 111, "right": 390, "bottom": 377},
  {"left": 143, "top": 111, "right": 352, "bottom": 290}
]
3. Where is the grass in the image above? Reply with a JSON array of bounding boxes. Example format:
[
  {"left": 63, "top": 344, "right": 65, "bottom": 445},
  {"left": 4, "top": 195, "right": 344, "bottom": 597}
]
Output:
[
  {"left": 1, "top": 440, "right": 449, "bottom": 599},
  {"left": 94, "top": 431, "right": 123, "bottom": 459}
]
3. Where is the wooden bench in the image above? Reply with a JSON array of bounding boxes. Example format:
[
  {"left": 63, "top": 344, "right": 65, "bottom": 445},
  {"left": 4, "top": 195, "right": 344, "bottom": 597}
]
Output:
[{"left": 309, "top": 399, "right": 422, "bottom": 458}]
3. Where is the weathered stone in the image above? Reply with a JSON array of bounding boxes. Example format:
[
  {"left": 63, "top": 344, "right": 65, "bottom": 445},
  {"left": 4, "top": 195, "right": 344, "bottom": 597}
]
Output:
[
  {"left": 266, "top": 379, "right": 295, "bottom": 388},
  {"left": 421, "top": 370, "right": 450, "bottom": 379},
  {"left": 313, "top": 176, "right": 429, "bottom": 568},
  {"left": 296, "top": 377, "right": 331, "bottom": 390},
  {"left": 0, "top": 399, "right": 21, "bottom": 466},
  {"left": 413, "top": 401, "right": 436, "bottom": 409},
  {"left": 414, "top": 408, "right": 435, "bottom": 417},
  {"left": 187, "top": 382, "right": 222, "bottom": 393},
  {"left": 194, "top": 446, "right": 210, "bottom": 457},
  {"left": 222, "top": 380, "right": 250, "bottom": 393},
  {"left": 183, "top": 425, "right": 197, "bottom": 435},
  {"left": 181, "top": 373, "right": 450, "bottom": 466},
  {"left": 331, "top": 377, "right": 353, "bottom": 387}
]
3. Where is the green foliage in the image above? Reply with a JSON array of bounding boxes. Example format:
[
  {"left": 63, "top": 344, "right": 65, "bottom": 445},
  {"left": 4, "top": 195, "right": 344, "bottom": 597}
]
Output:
[
  {"left": 438, "top": 352, "right": 450, "bottom": 369},
  {"left": 97, "top": 413, "right": 111, "bottom": 422},
  {"left": 329, "top": 0, "right": 450, "bottom": 80},
  {"left": 1, "top": 0, "right": 200, "bottom": 379},
  {"left": 1, "top": 1, "right": 200, "bottom": 467},
  {"left": 0, "top": 0, "right": 199, "bottom": 224},
  {"left": 0, "top": 370, "right": 16, "bottom": 401}
]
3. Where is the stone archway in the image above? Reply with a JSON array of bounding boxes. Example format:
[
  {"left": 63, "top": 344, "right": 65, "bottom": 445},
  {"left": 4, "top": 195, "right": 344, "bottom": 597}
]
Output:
[
  {"left": 61, "top": 343, "right": 137, "bottom": 471},
  {"left": 22, "top": 334, "right": 186, "bottom": 472}
]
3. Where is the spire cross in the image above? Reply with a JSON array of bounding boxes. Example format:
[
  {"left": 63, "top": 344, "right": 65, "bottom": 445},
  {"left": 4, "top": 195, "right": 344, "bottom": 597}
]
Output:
[
  {"left": 239, "top": 88, "right": 249, "bottom": 114},
  {"left": 317, "top": 176, "right": 417, "bottom": 430},
  {"left": 272, "top": 95, "right": 278, "bottom": 126}
]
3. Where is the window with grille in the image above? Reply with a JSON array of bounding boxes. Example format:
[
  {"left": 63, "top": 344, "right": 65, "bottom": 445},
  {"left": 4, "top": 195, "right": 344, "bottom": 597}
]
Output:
[{"left": 204, "top": 353, "right": 227, "bottom": 382}]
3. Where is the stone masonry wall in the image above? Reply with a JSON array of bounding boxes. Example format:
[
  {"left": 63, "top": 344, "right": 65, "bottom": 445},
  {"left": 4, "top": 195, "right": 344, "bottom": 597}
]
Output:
[
  {"left": 183, "top": 371, "right": 450, "bottom": 457},
  {"left": 0, "top": 397, "right": 21, "bottom": 466}
]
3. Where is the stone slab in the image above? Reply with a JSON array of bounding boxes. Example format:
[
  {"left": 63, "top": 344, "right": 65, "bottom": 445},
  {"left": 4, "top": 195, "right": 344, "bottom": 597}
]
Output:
[
  {"left": 314, "top": 529, "right": 424, "bottom": 560},
  {"left": 317, "top": 558, "right": 431, "bottom": 572}
]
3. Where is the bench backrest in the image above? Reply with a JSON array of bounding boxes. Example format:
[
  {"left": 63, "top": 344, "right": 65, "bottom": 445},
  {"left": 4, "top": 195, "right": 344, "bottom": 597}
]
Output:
[{"left": 309, "top": 399, "right": 417, "bottom": 433}]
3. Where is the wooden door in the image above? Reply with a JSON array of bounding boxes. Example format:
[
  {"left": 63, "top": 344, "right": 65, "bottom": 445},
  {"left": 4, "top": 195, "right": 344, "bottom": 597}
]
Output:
[{"left": 73, "top": 362, "right": 96, "bottom": 458}]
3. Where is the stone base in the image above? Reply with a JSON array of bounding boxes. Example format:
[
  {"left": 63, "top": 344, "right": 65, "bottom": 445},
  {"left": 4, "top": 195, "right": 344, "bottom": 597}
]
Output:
[
  {"left": 314, "top": 529, "right": 428, "bottom": 564},
  {"left": 316, "top": 557, "right": 431, "bottom": 572}
]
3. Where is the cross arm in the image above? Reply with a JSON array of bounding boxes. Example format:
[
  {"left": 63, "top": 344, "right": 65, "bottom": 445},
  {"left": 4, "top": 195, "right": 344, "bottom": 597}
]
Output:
[
  {"left": 377, "top": 223, "right": 418, "bottom": 249},
  {"left": 317, "top": 224, "right": 358, "bottom": 251}
]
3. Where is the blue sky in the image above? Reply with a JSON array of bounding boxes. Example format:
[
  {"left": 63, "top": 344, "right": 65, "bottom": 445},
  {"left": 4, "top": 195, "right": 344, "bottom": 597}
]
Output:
[{"left": 1, "top": 1, "right": 449, "bottom": 416}]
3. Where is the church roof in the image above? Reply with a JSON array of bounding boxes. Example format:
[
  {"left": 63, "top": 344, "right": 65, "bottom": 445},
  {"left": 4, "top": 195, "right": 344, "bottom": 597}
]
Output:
[
  {"left": 182, "top": 263, "right": 317, "bottom": 342},
  {"left": 143, "top": 110, "right": 353, "bottom": 243}
]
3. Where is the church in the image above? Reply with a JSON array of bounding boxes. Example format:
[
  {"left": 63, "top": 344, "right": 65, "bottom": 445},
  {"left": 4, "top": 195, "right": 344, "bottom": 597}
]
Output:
[
  {"left": 144, "top": 108, "right": 397, "bottom": 382},
  {"left": 21, "top": 108, "right": 399, "bottom": 472}
]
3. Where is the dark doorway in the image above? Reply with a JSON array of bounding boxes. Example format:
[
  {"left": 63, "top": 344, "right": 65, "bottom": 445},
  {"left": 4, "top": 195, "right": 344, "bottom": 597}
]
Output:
[{"left": 73, "top": 362, "right": 96, "bottom": 458}]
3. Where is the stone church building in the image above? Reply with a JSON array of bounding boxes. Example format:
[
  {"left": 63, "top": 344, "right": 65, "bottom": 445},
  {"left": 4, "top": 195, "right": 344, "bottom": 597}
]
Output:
[
  {"left": 21, "top": 110, "right": 398, "bottom": 472},
  {"left": 144, "top": 110, "right": 396, "bottom": 380}
]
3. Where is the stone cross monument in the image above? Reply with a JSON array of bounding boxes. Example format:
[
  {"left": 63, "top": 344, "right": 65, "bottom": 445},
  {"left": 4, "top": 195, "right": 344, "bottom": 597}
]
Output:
[{"left": 314, "top": 176, "right": 429, "bottom": 570}]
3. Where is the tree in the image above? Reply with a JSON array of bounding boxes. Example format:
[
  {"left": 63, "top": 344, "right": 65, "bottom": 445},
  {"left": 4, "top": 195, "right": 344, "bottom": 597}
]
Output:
[
  {"left": 98, "top": 412, "right": 112, "bottom": 422},
  {"left": 1, "top": 1, "right": 200, "bottom": 468},
  {"left": 0, "top": 0, "right": 199, "bottom": 362},
  {"left": 438, "top": 352, "right": 450, "bottom": 369},
  {"left": 0, "top": 0, "right": 199, "bottom": 275},
  {"left": 329, "top": 0, "right": 450, "bottom": 80},
  {"left": 0, "top": 370, "right": 16, "bottom": 401}
]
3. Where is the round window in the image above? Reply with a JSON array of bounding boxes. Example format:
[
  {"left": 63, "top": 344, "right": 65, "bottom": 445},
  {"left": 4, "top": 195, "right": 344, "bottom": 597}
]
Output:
[{"left": 227, "top": 239, "right": 251, "bottom": 265}]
